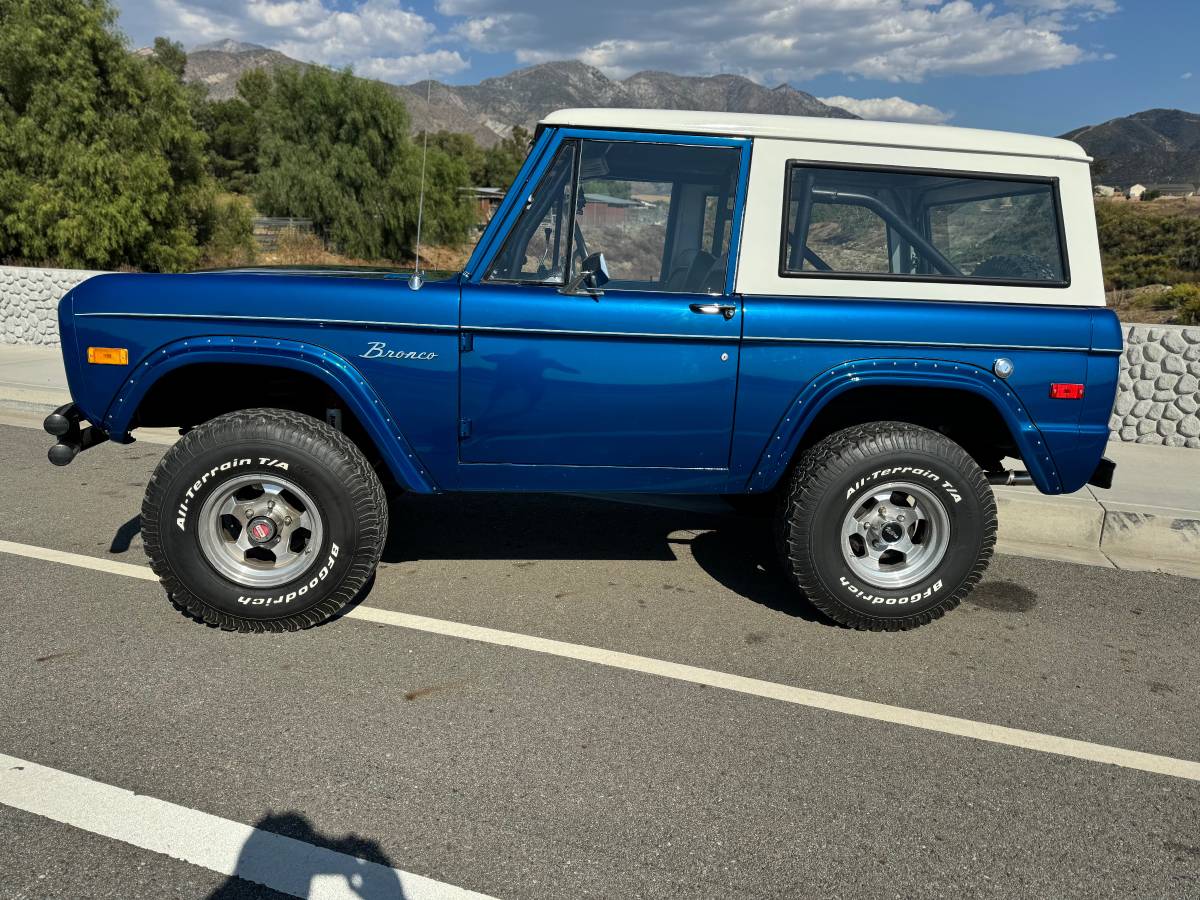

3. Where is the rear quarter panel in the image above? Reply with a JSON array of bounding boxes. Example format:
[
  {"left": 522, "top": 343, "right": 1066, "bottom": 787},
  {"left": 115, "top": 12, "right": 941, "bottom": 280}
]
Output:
[{"left": 734, "top": 296, "right": 1119, "bottom": 494}]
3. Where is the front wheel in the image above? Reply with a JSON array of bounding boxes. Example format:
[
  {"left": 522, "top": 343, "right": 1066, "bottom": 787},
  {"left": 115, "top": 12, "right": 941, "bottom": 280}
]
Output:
[
  {"left": 141, "top": 408, "right": 388, "bottom": 632},
  {"left": 777, "top": 422, "right": 996, "bottom": 631}
]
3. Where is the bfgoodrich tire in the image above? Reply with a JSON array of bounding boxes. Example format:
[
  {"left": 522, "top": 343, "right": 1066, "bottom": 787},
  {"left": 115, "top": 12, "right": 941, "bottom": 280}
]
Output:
[
  {"left": 777, "top": 422, "right": 996, "bottom": 631},
  {"left": 141, "top": 408, "right": 387, "bottom": 632}
]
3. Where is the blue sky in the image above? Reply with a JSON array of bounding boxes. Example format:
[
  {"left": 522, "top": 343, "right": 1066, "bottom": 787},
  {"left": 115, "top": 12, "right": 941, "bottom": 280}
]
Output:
[{"left": 116, "top": 0, "right": 1198, "bottom": 136}]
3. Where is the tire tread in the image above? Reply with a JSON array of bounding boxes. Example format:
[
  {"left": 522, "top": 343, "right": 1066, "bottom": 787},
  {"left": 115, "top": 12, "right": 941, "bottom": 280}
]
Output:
[
  {"left": 776, "top": 421, "right": 996, "bottom": 631},
  {"left": 141, "top": 408, "right": 387, "bottom": 633}
]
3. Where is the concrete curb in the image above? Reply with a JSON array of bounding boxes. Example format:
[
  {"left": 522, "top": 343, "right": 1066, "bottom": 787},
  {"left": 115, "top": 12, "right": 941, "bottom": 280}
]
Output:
[
  {"left": 996, "top": 489, "right": 1200, "bottom": 579},
  {"left": 1099, "top": 502, "right": 1200, "bottom": 578}
]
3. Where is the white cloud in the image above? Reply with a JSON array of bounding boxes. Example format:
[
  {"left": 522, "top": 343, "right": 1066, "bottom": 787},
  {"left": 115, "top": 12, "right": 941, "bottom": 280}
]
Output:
[
  {"left": 1004, "top": 0, "right": 1118, "bottom": 15},
  {"left": 356, "top": 51, "right": 470, "bottom": 82},
  {"left": 124, "top": 0, "right": 1114, "bottom": 88},
  {"left": 440, "top": 0, "right": 1107, "bottom": 84},
  {"left": 131, "top": 0, "right": 452, "bottom": 83},
  {"left": 1184, "top": 72, "right": 1194, "bottom": 80},
  {"left": 820, "top": 95, "right": 954, "bottom": 125}
]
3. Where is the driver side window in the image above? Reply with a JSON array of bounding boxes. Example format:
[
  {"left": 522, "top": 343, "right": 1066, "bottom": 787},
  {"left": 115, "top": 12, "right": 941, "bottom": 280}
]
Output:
[
  {"left": 485, "top": 138, "right": 741, "bottom": 294},
  {"left": 574, "top": 140, "right": 740, "bottom": 293}
]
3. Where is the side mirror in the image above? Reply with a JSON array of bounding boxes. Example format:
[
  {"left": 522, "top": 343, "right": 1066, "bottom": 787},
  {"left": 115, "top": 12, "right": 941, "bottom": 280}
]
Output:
[{"left": 560, "top": 252, "right": 609, "bottom": 297}]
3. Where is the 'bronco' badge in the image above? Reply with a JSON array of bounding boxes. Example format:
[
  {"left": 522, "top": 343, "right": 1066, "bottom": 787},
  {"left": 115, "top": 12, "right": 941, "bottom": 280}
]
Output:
[{"left": 359, "top": 341, "right": 437, "bottom": 361}]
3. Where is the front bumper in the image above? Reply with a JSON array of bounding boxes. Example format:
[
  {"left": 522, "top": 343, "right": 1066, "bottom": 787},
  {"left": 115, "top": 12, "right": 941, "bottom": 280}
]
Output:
[{"left": 43, "top": 403, "right": 109, "bottom": 466}]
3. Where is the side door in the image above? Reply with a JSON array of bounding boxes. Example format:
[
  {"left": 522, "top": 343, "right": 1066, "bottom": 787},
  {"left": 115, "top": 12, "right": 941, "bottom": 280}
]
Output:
[{"left": 458, "top": 132, "right": 750, "bottom": 488}]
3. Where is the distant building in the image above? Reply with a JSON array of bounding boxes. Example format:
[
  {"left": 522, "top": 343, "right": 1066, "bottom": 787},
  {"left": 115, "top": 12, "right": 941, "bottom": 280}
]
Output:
[
  {"left": 1127, "top": 184, "right": 1146, "bottom": 200},
  {"left": 1143, "top": 183, "right": 1196, "bottom": 199},
  {"left": 577, "top": 193, "right": 651, "bottom": 227},
  {"left": 462, "top": 187, "right": 506, "bottom": 223},
  {"left": 1093, "top": 184, "right": 1117, "bottom": 197}
]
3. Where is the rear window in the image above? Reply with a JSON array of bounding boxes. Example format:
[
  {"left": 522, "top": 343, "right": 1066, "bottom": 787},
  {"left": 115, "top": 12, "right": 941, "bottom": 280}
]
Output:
[{"left": 781, "top": 164, "right": 1068, "bottom": 286}]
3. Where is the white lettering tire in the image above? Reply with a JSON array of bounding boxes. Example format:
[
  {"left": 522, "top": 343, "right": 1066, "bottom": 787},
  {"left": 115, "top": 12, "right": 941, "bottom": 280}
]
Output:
[
  {"left": 141, "top": 408, "right": 388, "bottom": 632},
  {"left": 776, "top": 422, "right": 996, "bottom": 631}
]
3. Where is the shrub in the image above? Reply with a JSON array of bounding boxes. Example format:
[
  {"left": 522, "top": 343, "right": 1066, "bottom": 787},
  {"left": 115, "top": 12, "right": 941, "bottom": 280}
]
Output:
[
  {"left": 1133, "top": 283, "right": 1200, "bottom": 325},
  {"left": 272, "top": 229, "right": 333, "bottom": 266},
  {"left": 1160, "top": 284, "right": 1200, "bottom": 325},
  {"left": 199, "top": 195, "right": 256, "bottom": 268},
  {"left": 1095, "top": 202, "right": 1200, "bottom": 290}
]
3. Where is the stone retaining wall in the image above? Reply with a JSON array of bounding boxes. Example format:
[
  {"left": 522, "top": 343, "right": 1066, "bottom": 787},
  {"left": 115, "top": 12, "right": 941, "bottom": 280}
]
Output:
[
  {"left": 0, "top": 265, "right": 105, "bottom": 346},
  {"left": 2, "top": 265, "right": 1199, "bottom": 447},
  {"left": 1110, "top": 324, "right": 1200, "bottom": 448}
]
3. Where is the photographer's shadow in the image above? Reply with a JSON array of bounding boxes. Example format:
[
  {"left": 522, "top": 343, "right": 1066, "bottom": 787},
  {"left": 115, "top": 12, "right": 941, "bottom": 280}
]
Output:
[{"left": 207, "top": 812, "right": 405, "bottom": 899}]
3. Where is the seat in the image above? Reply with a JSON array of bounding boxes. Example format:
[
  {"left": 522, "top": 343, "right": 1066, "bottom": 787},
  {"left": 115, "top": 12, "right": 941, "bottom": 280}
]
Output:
[
  {"left": 700, "top": 254, "right": 728, "bottom": 294},
  {"left": 665, "top": 248, "right": 701, "bottom": 292},
  {"left": 682, "top": 251, "right": 717, "bottom": 293}
]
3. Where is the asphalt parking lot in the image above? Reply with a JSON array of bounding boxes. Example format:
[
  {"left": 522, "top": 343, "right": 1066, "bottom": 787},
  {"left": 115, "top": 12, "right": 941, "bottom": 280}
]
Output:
[{"left": 1, "top": 418, "right": 1198, "bottom": 899}]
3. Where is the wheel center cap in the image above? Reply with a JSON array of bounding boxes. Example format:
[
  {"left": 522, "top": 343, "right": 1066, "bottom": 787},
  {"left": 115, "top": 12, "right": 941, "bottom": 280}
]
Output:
[
  {"left": 880, "top": 522, "right": 904, "bottom": 543},
  {"left": 247, "top": 516, "right": 277, "bottom": 545}
]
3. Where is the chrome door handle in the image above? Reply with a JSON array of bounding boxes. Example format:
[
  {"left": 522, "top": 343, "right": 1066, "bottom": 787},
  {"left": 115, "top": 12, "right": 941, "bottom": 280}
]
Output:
[{"left": 689, "top": 302, "right": 737, "bottom": 320}]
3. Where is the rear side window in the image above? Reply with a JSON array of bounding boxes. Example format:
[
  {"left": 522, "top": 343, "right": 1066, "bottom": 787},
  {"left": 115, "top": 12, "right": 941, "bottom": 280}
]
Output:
[{"left": 782, "top": 164, "right": 1068, "bottom": 286}]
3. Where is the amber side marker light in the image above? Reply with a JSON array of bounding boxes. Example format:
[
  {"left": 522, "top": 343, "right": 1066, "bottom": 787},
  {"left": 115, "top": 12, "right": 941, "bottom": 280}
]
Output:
[
  {"left": 1050, "top": 383, "right": 1085, "bottom": 400},
  {"left": 87, "top": 347, "right": 129, "bottom": 365}
]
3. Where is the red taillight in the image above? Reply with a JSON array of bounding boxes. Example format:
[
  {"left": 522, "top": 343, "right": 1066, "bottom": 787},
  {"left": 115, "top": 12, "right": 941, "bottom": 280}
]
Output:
[{"left": 1050, "top": 383, "right": 1085, "bottom": 400}]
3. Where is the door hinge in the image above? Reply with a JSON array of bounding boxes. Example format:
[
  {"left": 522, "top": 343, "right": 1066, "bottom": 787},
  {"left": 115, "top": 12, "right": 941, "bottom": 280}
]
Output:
[
  {"left": 460, "top": 332, "right": 474, "bottom": 352},
  {"left": 459, "top": 417, "right": 472, "bottom": 438}
]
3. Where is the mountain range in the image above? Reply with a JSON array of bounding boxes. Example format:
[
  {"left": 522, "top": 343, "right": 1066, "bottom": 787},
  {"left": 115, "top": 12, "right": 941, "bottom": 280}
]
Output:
[
  {"left": 184, "top": 41, "right": 1200, "bottom": 184},
  {"left": 1061, "top": 108, "right": 1200, "bottom": 187},
  {"left": 183, "top": 42, "right": 854, "bottom": 146}
]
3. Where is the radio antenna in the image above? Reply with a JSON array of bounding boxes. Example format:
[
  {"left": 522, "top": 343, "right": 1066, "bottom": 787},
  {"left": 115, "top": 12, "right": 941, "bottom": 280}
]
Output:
[{"left": 409, "top": 76, "right": 432, "bottom": 290}]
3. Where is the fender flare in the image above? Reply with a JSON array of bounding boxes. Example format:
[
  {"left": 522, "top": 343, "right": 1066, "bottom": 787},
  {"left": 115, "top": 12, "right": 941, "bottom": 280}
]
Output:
[
  {"left": 744, "top": 357, "right": 1062, "bottom": 495},
  {"left": 102, "top": 335, "right": 438, "bottom": 493}
]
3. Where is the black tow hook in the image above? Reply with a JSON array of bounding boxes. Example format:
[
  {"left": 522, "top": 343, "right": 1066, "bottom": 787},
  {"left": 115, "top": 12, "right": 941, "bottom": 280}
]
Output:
[{"left": 43, "top": 403, "right": 108, "bottom": 466}]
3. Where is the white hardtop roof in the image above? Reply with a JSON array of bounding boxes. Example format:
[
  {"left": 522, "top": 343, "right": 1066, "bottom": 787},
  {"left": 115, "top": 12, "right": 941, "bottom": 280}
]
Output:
[{"left": 540, "top": 108, "right": 1091, "bottom": 163}]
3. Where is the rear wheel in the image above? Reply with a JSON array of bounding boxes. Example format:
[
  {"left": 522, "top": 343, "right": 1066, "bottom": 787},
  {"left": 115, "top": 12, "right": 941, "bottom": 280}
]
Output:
[
  {"left": 777, "top": 422, "right": 996, "bottom": 630},
  {"left": 141, "top": 408, "right": 387, "bottom": 632}
]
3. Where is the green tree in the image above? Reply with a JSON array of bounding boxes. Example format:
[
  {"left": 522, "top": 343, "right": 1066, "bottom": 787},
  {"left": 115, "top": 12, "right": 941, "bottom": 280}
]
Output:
[
  {"left": 424, "top": 130, "right": 484, "bottom": 184},
  {"left": 252, "top": 66, "right": 472, "bottom": 259},
  {"left": 0, "top": 0, "right": 214, "bottom": 271},
  {"left": 477, "top": 126, "right": 532, "bottom": 188},
  {"left": 198, "top": 96, "right": 259, "bottom": 193},
  {"left": 422, "top": 128, "right": 532, "bottom": 189},
  {"left": 150, "top": 36, "right": 187, "bottom": 82}
]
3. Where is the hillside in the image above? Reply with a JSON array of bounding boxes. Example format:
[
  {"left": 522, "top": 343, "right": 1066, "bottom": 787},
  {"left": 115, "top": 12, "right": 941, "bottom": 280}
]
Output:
[
  {"left": 183, "top": 45, "right": 855, "bottom": 146},
  {"left": 1062, "top": 108, "right": 1200, "bottom": 186}
]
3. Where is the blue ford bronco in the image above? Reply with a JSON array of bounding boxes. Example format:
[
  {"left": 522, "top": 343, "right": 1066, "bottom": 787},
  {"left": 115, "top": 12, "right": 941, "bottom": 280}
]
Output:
[{"left": 45, "top": 109, "right": 1120, "bottom": 632}]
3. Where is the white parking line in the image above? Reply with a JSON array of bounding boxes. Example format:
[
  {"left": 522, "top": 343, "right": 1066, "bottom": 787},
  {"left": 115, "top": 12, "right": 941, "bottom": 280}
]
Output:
[
  {"left": 0, "top": 752, "right": 494, "bottom": 900},
  {"left": 0, "top": 539, "right": 159, "bottom": 581},
  {"left": 3, "top": 538, "right": 1199, "bottom": 783}
]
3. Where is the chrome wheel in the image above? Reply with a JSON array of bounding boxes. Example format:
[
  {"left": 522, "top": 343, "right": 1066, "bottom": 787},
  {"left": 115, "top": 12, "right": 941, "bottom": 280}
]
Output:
[
  {"left": 840, "top": 481, "right": 950, "bottom": 590},
  {"left": 197, "top": 474, "right": 324, "bottom": 589}
]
